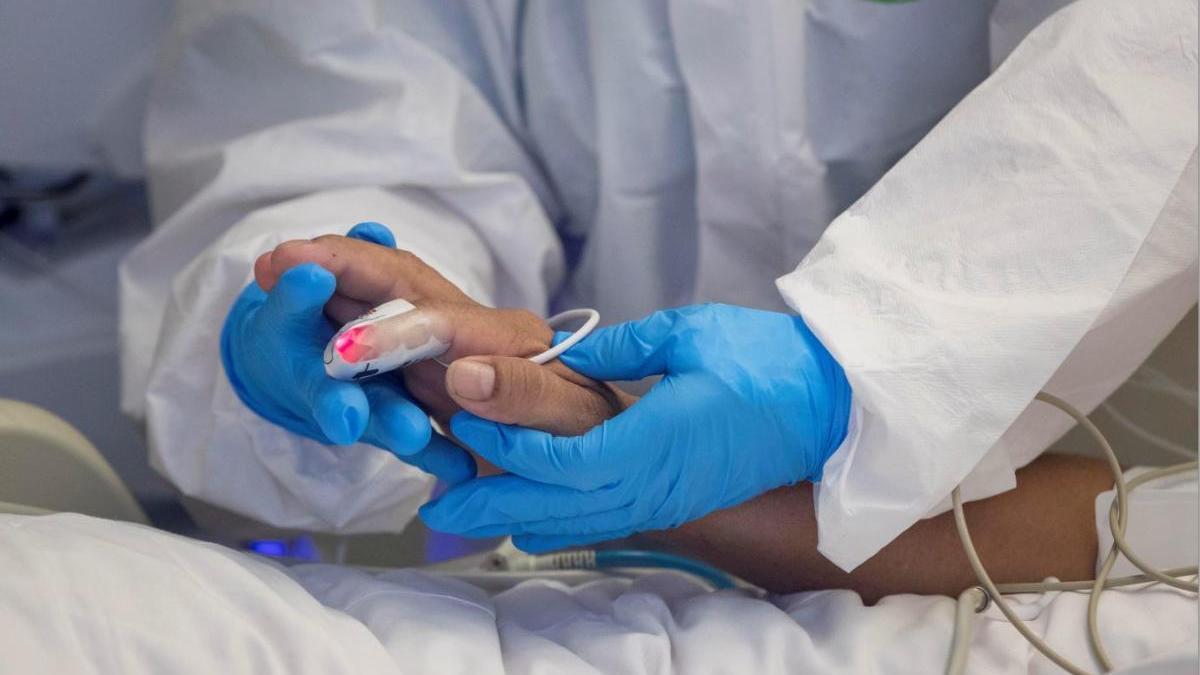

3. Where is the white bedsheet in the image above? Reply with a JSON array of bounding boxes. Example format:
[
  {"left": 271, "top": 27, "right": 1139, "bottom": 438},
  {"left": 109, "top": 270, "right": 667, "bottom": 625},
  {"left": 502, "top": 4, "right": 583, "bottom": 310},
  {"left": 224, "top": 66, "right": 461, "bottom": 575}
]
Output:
[{"left": 0, "top": 512, "right": 1194, "bottom": 674}]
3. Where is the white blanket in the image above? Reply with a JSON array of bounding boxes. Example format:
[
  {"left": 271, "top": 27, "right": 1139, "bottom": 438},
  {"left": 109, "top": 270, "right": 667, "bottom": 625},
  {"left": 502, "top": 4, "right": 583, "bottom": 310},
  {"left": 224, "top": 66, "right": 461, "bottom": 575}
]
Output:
[{"left": 0, "top": 512, "right": 1194, "bottom": 674}]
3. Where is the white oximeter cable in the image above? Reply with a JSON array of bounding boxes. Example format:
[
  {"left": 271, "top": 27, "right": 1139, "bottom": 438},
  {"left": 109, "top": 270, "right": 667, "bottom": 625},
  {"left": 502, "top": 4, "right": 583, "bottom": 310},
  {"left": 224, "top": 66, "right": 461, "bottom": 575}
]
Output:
[{"left": 531, "top": 309, "right": 601, "bottom": 365}]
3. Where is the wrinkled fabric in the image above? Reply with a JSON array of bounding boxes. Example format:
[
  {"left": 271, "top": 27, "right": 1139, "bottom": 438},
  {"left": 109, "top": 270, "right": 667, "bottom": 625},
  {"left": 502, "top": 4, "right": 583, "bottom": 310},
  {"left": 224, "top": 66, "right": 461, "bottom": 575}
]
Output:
[
  {"left": 0, "top": 510, "right": 1195, "bottom": 674},
  {"left": 121, "top": 0, "right": 1197, "bottom": 566},
  {"left": 778, "top": 0, "right": 1197, "bottom": 568}
]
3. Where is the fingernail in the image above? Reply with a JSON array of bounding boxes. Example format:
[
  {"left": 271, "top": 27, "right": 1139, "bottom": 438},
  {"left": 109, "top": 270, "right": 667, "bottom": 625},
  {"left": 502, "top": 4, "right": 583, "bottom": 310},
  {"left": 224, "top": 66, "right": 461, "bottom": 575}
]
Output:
[{"left": 449, "top": 361, "right": 495, "bottom": 401}]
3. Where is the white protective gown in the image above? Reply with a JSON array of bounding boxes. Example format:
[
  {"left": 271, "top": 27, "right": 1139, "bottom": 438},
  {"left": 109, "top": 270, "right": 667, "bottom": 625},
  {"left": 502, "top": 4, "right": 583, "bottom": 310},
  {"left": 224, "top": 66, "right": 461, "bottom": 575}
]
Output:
[{"left": 120, "top": 0, "right": 1198, "bottom": 570}]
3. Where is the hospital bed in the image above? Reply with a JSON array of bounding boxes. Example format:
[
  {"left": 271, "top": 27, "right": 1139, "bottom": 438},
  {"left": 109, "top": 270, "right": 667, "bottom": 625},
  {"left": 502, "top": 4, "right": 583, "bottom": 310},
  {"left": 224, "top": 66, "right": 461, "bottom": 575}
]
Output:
[
  {"left": 0, "top": 398, "right": 147, "bottom": 524},
  {"left": 0, "top": 399, "right": 1195, "bottom": 674}
]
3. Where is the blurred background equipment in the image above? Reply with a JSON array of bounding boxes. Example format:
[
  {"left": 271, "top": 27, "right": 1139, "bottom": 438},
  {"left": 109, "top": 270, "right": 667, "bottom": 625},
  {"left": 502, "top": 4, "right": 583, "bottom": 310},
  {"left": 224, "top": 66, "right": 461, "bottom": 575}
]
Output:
[
  {"left": 0, "top": 0, "right": 174, "bottom": 512},
  {"left": 0, "top": 0, "right": 170, "bottom": 176},
  {"left": 0, "top": 399, "right": 147, "bottom": 524}
]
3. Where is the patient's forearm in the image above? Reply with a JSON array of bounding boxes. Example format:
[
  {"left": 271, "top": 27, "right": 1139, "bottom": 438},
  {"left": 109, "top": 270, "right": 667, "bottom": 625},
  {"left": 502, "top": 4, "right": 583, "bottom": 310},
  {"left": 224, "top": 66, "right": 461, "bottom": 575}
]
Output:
[
  {"left": 428, "top": 311, "right": 1110, "bottom": 600},
  {"left": 636, "top": 454, "right": 1112, "bottom": 602}
]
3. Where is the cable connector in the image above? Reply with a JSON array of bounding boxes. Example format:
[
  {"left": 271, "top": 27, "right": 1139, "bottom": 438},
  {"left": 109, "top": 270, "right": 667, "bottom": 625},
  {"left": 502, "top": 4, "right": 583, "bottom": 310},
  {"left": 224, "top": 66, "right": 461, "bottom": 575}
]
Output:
[
  {"left": 482, "top": 539, "right": 598, "bottom": 572},
  {"left": 528, "top": 550, "right": 597, "bottom": 571}
]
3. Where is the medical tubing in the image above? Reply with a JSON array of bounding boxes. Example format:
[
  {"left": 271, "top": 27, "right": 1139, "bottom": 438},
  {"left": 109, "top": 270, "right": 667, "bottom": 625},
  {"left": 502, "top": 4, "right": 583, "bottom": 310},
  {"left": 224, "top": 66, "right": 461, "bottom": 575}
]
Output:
[
  {"left": 995, "top": 567, "right": 1197, "bottom": 594},
  {"left": 1102, "top": 465, "right": 1199, "bottom": 592},
  {"left": 1041, "top": 394, "right": 1195, "bottom": 670},
  {"left": 951, "top": 485, "right": 1090, "bottom": 675},
  {"left": 594, "top": 550, "right": 737, "bottom": 590},
  {"left": 946, "top": 586, "right": 988, "bottom": 675},
  {"left": 1073, "top": 390, "right": 1131, "bottom": 672},
  {"left": 946, "top": 391, "right": 1198, "bottom": 675},
  {"left": 531, "top": 309, "right": 600, "bottom": 365}
]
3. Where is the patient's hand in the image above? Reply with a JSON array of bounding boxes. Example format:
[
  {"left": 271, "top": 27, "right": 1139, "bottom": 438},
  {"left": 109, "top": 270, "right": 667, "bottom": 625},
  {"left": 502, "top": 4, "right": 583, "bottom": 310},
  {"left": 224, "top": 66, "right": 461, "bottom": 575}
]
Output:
[
  {"left": 256, "top": 232, "right": 1112, "bottom": 601},
  {"left": 254, "top": 233, "right": 634, "bottom": 444}
]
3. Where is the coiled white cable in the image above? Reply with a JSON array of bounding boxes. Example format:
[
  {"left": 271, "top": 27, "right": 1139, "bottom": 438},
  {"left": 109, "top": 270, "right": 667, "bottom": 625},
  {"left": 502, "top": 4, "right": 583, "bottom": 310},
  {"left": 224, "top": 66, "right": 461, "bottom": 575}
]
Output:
[
  {"left": 429, "top": 307, "right": 598, "bottom": 370},
  {"left": 531, "top": 308, "right": 600, "bottom": 365}
]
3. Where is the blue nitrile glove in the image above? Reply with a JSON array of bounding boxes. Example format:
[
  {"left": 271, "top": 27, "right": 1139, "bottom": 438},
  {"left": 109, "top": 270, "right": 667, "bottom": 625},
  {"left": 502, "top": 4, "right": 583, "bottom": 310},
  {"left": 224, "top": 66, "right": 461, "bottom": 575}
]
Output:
[
  {"left": 420, "top": 303, "right": 851, "bottom": 551},
  {"left": 220, "top": 222, "right": 475, "bottom": 484}
]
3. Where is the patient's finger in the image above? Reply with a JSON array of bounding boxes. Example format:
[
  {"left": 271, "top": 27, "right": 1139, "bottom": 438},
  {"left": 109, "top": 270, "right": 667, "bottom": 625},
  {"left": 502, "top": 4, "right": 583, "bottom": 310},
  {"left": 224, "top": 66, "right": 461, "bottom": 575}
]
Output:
[
  {"left": 400, "top": 302, "right": 558, "bottom": 422},
  {"left": 444, "top": 313, "right": 635, "bottom": 418},
  {"left": 324, "top": 294, "right": 373, "bottom": 326},
  {"left": 445, "top": 356, "right": 617, "bottom": 436},
  {"left": 253, "top": 250, "right": 275, "bottom": 290},
  {"left": 258, "top": 235, "right": 469, "bottom": 305},
  {"left": 431, "top": 304, "right": 553, "bottom": 362},
  {"left": 260, "top": 238, "right": 390, "bottom": 297}
]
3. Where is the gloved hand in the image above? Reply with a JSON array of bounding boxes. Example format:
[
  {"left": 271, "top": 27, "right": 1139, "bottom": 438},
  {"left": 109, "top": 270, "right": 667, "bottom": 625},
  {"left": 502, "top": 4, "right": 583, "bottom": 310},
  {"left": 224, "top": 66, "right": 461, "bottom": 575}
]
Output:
[
  {"left": 220, "top": 222, "right": 475, "bottom": 484},
  {"left": 419, "top": 303, "right": 852, "bottom": 551}
]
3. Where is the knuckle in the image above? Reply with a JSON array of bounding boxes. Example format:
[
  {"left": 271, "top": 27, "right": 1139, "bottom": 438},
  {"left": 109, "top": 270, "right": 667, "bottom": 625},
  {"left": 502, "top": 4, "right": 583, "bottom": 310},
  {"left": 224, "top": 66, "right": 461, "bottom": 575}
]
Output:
[
  {"left": 391, "top": 249, "right": 439, "bottom": 280},
  {"left": 508, "top": 308, "right": 542, "bottom": 327},
  {"left": 271, "top": 239, "right": 304, "bottom": 257},
  {"left": 275, "top": 238, "right": 307, "bottom": 251},
  {"left": 271, "top": 240, "right": 313, "bottom": 268},
  {"left": 498, "top": 309, "right": 553, "bottom": 355},
  {"left": 393, "top": 248, "right": 421, "bottom": 267}
]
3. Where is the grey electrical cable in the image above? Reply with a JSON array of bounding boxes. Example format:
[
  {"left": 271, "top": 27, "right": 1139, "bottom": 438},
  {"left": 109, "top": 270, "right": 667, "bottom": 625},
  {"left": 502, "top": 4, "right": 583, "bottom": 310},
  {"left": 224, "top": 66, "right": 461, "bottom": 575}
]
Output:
[
  {"left": 1102, "top": 466, "right": 1199, "bottom": 592},
  {"left": 951, "top": 484, "right": 1090, "bottom": 675},
  {"left": 1069, "top": 389, "right": 1133, "bottom": 672},
  {"left": 946, "top": 391, "right": 1198, "bottom": 675},
  {"left": 531, "top": 308, "right": 600, "bottom": 365},
  {"left": 947, "top": 586, "right": 988, "bottom": 675},
  {"left": 1046, "top": 392, "right": 1196, "bottom": 671},
  {"left": 996, "top": 567, "right": 1197, "bottom": 594},
  {"left": 431, "top": 307, "right": 597, "bottom": 370}
]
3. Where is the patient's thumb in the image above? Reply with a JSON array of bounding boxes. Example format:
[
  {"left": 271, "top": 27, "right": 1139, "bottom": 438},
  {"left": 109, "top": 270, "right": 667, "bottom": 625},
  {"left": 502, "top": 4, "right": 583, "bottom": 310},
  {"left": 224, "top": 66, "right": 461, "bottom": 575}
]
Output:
[{"left": 445, "top": 356, "right": 608, "bottom": 436}]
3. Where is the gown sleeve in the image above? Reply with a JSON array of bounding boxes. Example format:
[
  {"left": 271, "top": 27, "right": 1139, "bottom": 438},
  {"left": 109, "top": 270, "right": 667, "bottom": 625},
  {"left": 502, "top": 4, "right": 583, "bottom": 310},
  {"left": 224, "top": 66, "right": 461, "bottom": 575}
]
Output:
[
  {"left": 777, "top": 0, "right": 1198, "bottom": 570},
  {"left": 119, "top": 0, "right": 563, "bottom": 532}
]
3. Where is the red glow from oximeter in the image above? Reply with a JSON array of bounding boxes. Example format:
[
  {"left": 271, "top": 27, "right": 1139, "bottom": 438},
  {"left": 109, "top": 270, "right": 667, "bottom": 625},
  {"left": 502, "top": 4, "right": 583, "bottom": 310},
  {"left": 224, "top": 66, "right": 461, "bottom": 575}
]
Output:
[{"left": 335, "top": 325, "right": 372, "bottom": 363}]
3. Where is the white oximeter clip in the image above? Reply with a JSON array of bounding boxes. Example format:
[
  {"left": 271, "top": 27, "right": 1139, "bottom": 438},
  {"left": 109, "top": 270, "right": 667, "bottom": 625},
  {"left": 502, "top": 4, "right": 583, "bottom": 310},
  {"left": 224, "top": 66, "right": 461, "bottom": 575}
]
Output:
[
  {"left": 324, "top": 300, "right": 601, "bottom": 382},
  {"left": 323, "top": 298, "right": 450, "bottom": 381}
]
